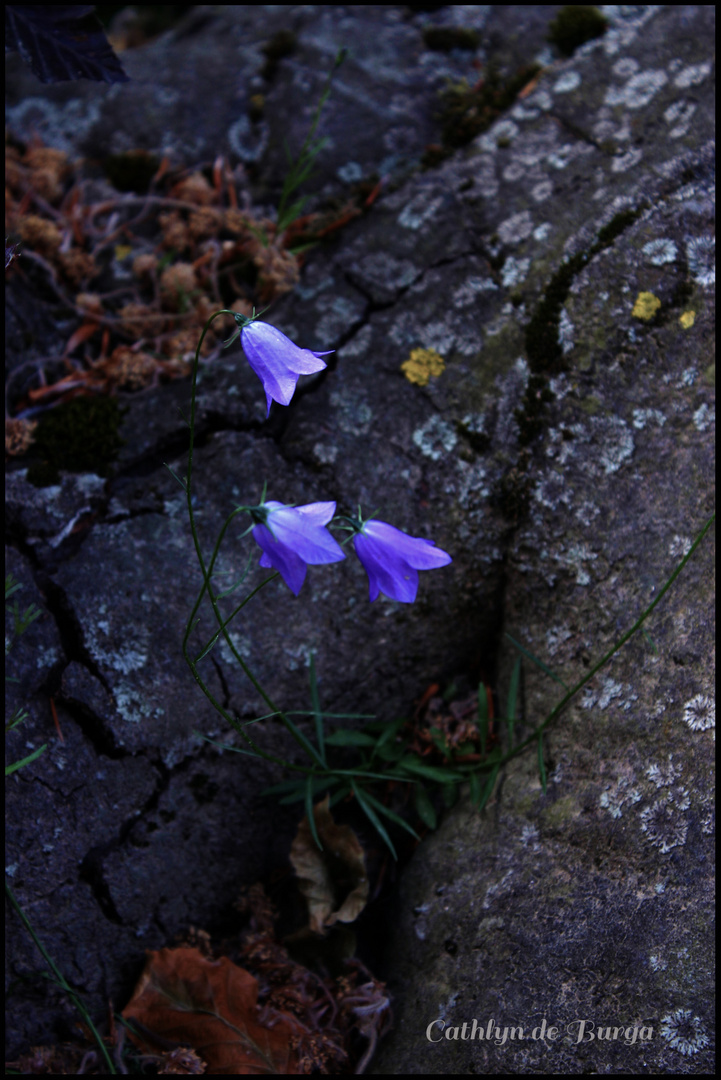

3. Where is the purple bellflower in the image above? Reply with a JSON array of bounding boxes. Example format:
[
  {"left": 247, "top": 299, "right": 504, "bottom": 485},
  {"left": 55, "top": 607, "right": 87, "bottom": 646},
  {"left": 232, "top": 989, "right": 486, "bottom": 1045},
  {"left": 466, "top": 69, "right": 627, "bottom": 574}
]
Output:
[
  {"left": 252, "top": 500, "right": 345, "bottom": 595},
  {"left": 353, "top": 518, "right": 452, "bottom": 603},
  {"left": 240, "top": 320, "right": 333, "bottom": 416}
]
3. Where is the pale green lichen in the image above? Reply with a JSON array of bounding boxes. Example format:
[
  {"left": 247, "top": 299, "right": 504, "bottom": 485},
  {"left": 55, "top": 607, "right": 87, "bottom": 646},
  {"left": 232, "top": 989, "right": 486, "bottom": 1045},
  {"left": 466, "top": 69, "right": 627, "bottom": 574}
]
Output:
[{"left": 412, "top": 415, "right": 457, "bottom": 460}]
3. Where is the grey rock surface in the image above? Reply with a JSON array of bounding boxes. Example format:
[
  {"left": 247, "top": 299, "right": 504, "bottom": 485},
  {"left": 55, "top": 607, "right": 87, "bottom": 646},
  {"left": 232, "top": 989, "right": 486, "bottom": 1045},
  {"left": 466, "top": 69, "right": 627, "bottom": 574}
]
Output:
[{"left": 6, "top": 4, "right": 715, "bottom": 1069}]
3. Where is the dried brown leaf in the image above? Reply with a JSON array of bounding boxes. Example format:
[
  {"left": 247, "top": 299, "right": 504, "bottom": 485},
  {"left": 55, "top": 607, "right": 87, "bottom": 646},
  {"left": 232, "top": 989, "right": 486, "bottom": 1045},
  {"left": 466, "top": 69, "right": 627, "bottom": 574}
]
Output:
[
  {"left": 290, "top": 797, "right": 369, "bottom": 934},
  {"left": 122, "top": 946, "right": 302, "bottom": 1074}
]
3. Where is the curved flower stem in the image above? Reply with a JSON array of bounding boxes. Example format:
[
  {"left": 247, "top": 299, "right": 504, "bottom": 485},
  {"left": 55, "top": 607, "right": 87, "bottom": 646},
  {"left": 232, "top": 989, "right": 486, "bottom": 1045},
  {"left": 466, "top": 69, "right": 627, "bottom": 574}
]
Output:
[{"left": 182, "top": 311, "right": 324, "bottom": 770}]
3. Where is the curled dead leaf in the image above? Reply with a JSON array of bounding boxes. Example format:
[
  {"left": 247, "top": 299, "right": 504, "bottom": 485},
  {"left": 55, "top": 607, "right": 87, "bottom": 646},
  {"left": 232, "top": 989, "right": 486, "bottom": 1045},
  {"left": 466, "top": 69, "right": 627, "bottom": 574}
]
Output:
[{"left": 290, "top": 796, "right": 369, "bottom": 934}]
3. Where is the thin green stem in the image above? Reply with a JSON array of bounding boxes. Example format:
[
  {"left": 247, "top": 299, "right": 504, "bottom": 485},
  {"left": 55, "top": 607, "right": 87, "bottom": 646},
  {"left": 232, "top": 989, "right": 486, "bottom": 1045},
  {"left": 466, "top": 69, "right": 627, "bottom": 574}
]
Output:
[
  {"left": 182, "top": 313, "right": 327, "bottom": 768},
  {"left": 497, "top": 511, "right": 715, "bottom": 768},
  {"left": 5, "top": 882, "right": 116, "bottom": 1073}
]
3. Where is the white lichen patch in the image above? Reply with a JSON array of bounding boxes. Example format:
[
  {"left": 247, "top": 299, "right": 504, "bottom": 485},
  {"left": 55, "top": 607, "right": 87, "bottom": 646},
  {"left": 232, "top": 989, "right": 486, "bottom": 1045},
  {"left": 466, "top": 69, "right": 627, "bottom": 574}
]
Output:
[
  {"left": 599, "top": 781, "right": 642, "bottom": 819},
  {"left": 113, "top": 680, "right": 164, "bottom": 726},
  {"left": 26, "top": 639, "right": 57, "bottom": 671},
  {"left": 612, "top": 147, "right": 643, "bottom": 172},
  {"left": 642, "top": 238, "right": 677, "bottom": 265},
  {"left": 664, "top": 100, "right": 696, "bottom": 139},
  {"left": 660, "top": 1010, "right": 710, "bottom": 1056},
  {"left": 533, "top": 472, "right": 572, "bottom": 510},
  {"left": 646, "top": 759, "right": 681, "bottom": 788},
  {"left": 519, "top": 824, "right": 540, "bottom": 849},
  {"left": 315, "top": 295, "right": 363, "bottom": 341},
  {"left": 337, "top": 161, "right": 363, "bottom": 183},
  {"left": 640, "top": 800, "right": 688, "bottom": 853},
  {"left": 553, "top": 70, "right": 581, "bottom": 94},
  {"left": 594, "top": 416, "right": 635, "bottom": 474},
  {"left": 284, "top": 642, "right": 313, "bottom": 672},
  {"left": 452, "top": 277, "right": 498, "bottom": 308},
  {"left": 668, "top": 535, "right": 692, "bottom": 558},
  {"left": 692, "top": 403, "right": 714, "bottom": 431},
  {"left": 313, "top": 443, "right": 338, "bottom": 465},
  {"left": 686, "top": 235, "right": 715, "bottom": 286},
  {"left": 605, "top": 69, "right": 668, "bottom": 109},
  {"left": 546, "top": 625, "right": 572, "bottom": 657},
  {"left": 497, "top": 210, "right": 534, "bottom": 245},
  {"left": 501, "top": 256, "right": 530, "bottom": 288},
  {"left": 649, "top": 953, "right": 668, "bottom": 972},
  {"left": 667, "top": 786, "right": 691, "bottom": 811},
  {"left": 632, "top": 407, "right": 666, "bottom": 429},
  {"left": 673, "top": 61, "right": 712, "bottom": 88},
  {"left": 557, "top": 543, "right": 598, "bottom": 587},
  {"left": 329, "top": 389, "right": 374, "bottom": 435},
  {"left": 412, "top": 415, "right": 457, "bottom": 460},
  {"left": 531, "top": 179, "right": 553, "bottom": 203},
  {"left": 338, "top": 323, "right": 372, "bottom": 359},
  {"left": 87, "top": 611, "right": 148, "bottom": 676},
  {"left": 397, "top": 190, "right": 445, "bottom": 230},
  {"left": 7, "top": 95, "right": 103, "bottom": 154},
  {"left": 477, "top": 120, "right": 519, "bottom": 153},
  {"left": 682, "top": 694, "right": 714, "bottom": 732},
  {"left": 227, "top": 114, "right": 269, "bottom": 163},
  {"left": 558, "top": 309, "right": 575, "bottom": 354},
  {"left": 582, "top": 676, "right": 627, "bottom": 710}
]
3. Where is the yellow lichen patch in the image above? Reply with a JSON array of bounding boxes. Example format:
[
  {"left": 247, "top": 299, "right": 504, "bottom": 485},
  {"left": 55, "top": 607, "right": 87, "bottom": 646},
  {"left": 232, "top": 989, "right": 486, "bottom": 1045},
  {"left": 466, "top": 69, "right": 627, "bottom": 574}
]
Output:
[
  {"left": 401, "top": 348, "right": 446, "bottom": 386},
  {"left": 632, "top": 291, "right": 661, "bottom": 320},
  {"left": 679, "top": 310, "right": 696, "bottom": 329}
]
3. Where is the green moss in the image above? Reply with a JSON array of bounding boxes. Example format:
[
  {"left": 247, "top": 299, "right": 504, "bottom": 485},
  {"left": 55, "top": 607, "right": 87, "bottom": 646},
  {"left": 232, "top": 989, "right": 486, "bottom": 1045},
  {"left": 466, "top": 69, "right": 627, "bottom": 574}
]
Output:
[
  {"left": 422, "top": 26, "right": 480, "bottom": 52},
  {"left": 541, "top": 794, "right": 580, "bottom": 828},
  {"left": 103, "top": 150, "right": 160, "bottom": 194},
  {"left": 434, "top": 62, "right": 542, "bottom": 153},
  {"left": 547, "top": 6, "right": 608, "bottom": 58},
  {"left": 517, "top": 204, "right": 648, "bottom": 442},
  {"left": 27, "top": 396, "right": 127, "bottom": 487},
  {"left": 261, "top": 29, "right": 296, "bottom": 79}
]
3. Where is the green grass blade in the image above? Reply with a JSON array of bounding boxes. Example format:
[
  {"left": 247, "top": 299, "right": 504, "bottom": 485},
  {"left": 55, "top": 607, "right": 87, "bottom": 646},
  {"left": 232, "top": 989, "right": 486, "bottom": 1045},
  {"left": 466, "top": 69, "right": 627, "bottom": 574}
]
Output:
[
  {"left": 5, "top": 743, "right": 47, "bottom": 776},
  {"left": 324, "top": 730, "right": 378, "bottom": 747},
  {"left": 395, "top": 757, "right": 464, "bottom": 783},
  {"left": 537, "top": 733, "right": 548, "bottom": 795},
  {"left": 351, "top": 781, "right": 397, "bottom": 859},
  {"left": 356, "top": 787, "right": 421, "bottom": 840},
  {"left": 506, "top": 656, "right": 521, "bottom": 748},
  {"left": 309, "top": 654, "right": 326, "bottom": 767},
  {"left": 305, "top": 775, "right": 322, "bottom": 851},
  {"left": 476, "top": 763, "right": 500, "bottom": 811},
  {"left": 505, "top": 632, "right": 569, "bottom": 690},
  {"left": 414, "top": 784, "right": 437, "bottom": 829}
]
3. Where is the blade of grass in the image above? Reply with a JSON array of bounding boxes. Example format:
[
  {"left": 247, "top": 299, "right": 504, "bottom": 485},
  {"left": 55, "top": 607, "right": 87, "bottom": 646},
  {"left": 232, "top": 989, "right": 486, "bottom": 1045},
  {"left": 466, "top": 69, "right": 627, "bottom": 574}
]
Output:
[
  {"left": 506, "top": 656, "right": 521, "bottom": 748},
  {"left": 537, "top": 732, "right": 548, "bottom": 795},
  {"left": 351, "top": 780, "right": 397, "bottom": 859},
  {"left": 305, "top": 775, "right": 322, "bottom": 851},
  {"left": 309, "top": 654, "right": 326, "bottom": 767},
  {"left": 505, "top": 632, "right": 569, "bottom": 690},
  {"left": 476, "top": 763, "right": 500, "bottom": 811}
]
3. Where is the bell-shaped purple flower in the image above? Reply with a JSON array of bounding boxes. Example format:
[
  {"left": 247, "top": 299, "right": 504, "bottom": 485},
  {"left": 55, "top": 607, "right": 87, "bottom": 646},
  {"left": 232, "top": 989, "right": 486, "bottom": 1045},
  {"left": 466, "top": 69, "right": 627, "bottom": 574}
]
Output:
[
  {"left": 353, "top": 519, "right": 452, "bottom": 603},
  {"left": 241, "top": 321, "right": 333, "bottom": 416},
  {"left": 253, "top": 500, "right": 345, "bottom": 595}
]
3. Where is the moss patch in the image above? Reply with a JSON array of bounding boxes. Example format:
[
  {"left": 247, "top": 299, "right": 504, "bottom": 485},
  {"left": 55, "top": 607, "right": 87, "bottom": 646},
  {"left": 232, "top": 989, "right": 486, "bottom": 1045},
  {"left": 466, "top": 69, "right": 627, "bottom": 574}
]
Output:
[
  {"left": 547, "top": 6, "right": 608, "bottom": 58},
  {"left": 27, "top": 396, "right": 128, "bottom": 487}
]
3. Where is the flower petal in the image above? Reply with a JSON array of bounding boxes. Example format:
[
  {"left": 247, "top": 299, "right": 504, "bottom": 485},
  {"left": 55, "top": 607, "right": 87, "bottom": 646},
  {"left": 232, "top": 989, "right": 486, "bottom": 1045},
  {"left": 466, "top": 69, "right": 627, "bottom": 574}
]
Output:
[
  {"left": 363, "top": 520, "right": 452, "bottom": 569},
  {"left": 266, "top": 502, "right": 344, "bottom": 564},
  {"left": 353, "top": 532, "right": 419, "bottom": 603},
  {"left": 241, "top": 322, "right": 332, "bottom": 415},
  {"left": 253, "top": 523, "right": 308, "bottom": 595}
]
